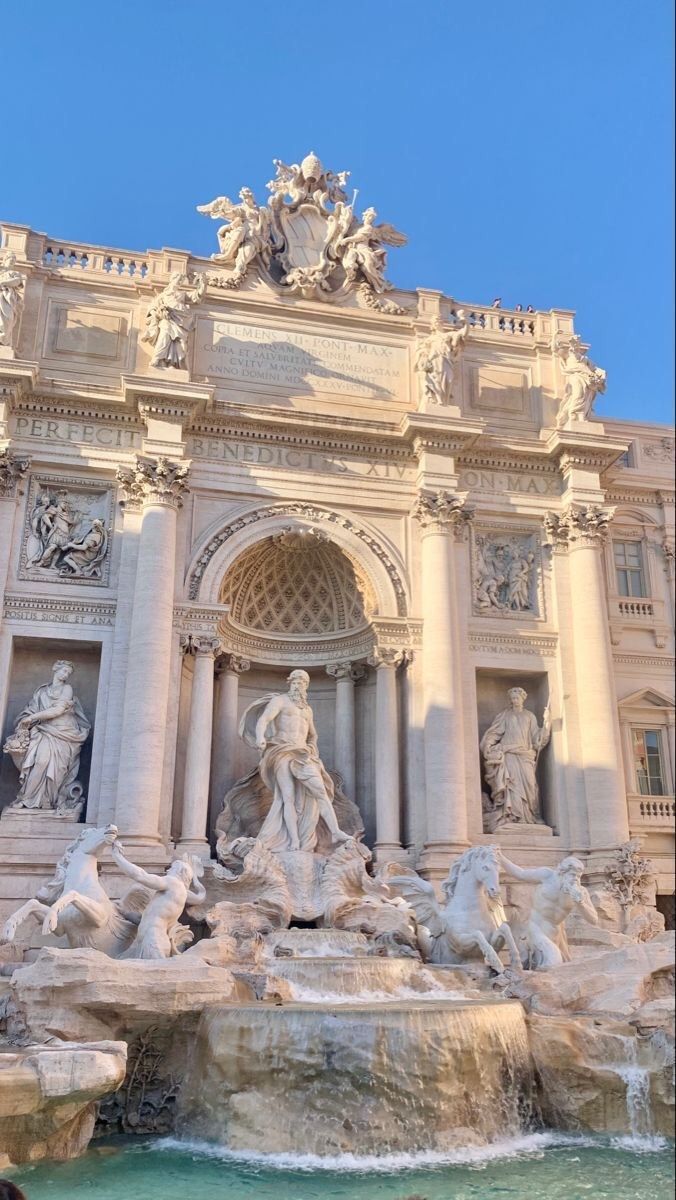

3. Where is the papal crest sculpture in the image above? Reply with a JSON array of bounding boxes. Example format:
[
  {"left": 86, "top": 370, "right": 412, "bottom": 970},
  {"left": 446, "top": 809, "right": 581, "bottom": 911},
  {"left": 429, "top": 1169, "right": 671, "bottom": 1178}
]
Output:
[{"left": 198, "top": 151, "right": 408, "bottom": 312}]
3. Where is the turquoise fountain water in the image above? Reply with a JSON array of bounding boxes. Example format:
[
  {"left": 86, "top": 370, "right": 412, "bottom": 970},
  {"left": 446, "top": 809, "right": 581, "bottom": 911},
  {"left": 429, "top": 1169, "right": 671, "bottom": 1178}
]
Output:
[{"left": 11, "top": 1134, "right": 674, "bottom": 1200}]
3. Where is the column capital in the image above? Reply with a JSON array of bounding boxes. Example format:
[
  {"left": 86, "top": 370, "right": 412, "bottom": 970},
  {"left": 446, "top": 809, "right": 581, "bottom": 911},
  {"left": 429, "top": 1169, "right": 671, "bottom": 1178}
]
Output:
[
  {"left": 117, "top": 455, "right": 190, "bottom": 510},
  {"left": 368, "top": 647, "right": 410, "bottom": 670},
  {"left": 216, "top": 652, "right": 251, "bottom": 676},
  {"left": 180, "top": 634, "right": 221, "bottom": 658},
  {"left": 544, "top": 503, "right": 614, "bottom": 551},
  {"left": 411, "top": 489, "right": 473, "bottom": 538},
  {"left": 0, "top": 447, "right": 30, "bottom": 498},
  {"left": 326, "top": 660, "right": 366, "bottom": 683}
]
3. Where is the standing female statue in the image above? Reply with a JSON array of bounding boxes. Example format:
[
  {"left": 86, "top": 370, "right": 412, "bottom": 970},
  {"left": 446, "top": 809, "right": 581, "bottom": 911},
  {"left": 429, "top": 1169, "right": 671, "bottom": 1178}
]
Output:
[
  {"left": 3, "top": 661, "right": 90, "bottom": 815},
  {"left": 0, "top": 251, "right": 25, "bottom": 348}
]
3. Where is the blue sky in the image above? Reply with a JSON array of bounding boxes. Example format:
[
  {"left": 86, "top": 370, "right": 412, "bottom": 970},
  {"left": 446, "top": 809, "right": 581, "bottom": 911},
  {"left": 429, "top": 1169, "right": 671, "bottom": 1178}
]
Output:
[{"left": 2, "top": 1, "right": 673, "bottom": 424}]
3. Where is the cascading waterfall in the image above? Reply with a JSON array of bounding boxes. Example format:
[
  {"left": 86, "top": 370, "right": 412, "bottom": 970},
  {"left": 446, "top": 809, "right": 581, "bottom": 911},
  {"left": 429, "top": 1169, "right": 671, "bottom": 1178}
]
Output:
[{"left": 177, "top": 993, "right": 536, "bottom": 1156}]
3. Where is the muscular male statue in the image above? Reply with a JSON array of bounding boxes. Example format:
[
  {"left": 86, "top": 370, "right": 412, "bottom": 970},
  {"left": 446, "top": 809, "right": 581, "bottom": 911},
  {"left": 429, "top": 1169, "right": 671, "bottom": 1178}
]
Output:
[
  {"left": 499, "top": 851, "right": 598, "bottom": 970},
  {"left": 239, "top": 669, "right": 350, "bottom": 853}
]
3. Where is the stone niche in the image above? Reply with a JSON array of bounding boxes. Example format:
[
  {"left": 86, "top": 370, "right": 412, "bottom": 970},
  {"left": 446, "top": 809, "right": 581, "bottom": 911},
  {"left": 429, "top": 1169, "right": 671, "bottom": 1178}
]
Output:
[
  {"left": 188, "top": 662, "right": 375, "bottom": 849},
  {"left": 0, "top": 637, "right": 101, "bottom": 815},
  {"left": 476, "top": 668, "right": 555, "bottom": 832}
]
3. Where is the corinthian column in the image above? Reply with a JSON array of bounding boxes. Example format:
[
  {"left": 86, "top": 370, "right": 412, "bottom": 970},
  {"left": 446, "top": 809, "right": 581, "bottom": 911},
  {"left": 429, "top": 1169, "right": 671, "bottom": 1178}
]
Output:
[
  {"left": 326, "top": 661, "right": 364, "bottom": 800},
  {"left": 210, "top": 653, "right": 250, "bottom": 832},
  {"left": 114, "top": 456, "right": 190, "bottom": 845},
  {"left": 367, "top": 648, "right": 406, "bottom": 861},
  {"left": 413, "top": 490, "right": 472, "bottom": 868},
  {"left": 0, "top": 449, "right": 30, "bottom": 625},
  {"left": 179, "top": 635, "right": 220, "bottom": 857},
  {"left": 545, "top": 504, "right": 629, "bottom": 848}
]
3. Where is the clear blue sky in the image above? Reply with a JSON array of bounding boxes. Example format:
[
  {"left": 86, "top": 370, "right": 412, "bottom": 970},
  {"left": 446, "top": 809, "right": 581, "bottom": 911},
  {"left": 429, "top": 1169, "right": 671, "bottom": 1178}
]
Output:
[{"left": 3, "top": 1, "right": 673, "bottom": 424}]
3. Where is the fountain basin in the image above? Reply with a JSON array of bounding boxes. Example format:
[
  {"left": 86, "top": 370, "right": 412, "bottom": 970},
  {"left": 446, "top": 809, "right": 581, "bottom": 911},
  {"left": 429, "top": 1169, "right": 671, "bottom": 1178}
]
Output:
[
  {"left": 178, "top": 998, "right": 533, "bottom": 1155},
  {"left": 267, "top": 954, "right": 469, "bottom": 1001}
]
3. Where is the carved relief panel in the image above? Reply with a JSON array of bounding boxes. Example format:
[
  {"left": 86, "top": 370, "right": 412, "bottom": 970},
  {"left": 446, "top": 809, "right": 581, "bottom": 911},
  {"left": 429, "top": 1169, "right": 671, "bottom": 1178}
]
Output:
[
  {"left": 19, "top": 474, "right": 114, "bottom": 586},
  {"left": 471, "top": 526, "right": 544, "bottom": 619}
]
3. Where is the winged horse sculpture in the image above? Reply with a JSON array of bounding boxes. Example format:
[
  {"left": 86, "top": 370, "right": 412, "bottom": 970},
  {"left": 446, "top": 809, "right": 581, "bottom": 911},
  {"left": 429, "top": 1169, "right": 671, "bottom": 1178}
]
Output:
[{"left": 384, "top": 844, "right": 522, "bottom": 974}]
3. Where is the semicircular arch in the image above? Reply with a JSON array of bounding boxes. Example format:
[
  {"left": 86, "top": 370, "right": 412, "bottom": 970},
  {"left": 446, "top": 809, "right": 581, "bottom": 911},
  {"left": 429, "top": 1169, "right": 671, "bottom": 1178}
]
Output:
[{"left": 185, "top": 501, "right": 410, "bottom": 618}]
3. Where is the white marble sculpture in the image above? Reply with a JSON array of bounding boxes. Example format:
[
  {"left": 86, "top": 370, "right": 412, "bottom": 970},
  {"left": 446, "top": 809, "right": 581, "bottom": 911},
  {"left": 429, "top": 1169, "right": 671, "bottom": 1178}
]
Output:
[
  {"left": 2, "top": 824, "right": 143, "bottom": 955},
  {"left": 110, "top": 844, "right": 206, "bottom": 959},
  {"left": 0, "top": 250, "right": 25, "bottom": 349},
  {"left": 28, "top": 490, "right": 78, "bottom": 569},
  {"left": 480, "top": 688, "right": 551, "bottom": 831},
  {"left": 555, "top": 334, "right": 606, "bottom": 427},
  {"left": 385, "top": 845, "right": 522, "bottom": 973},
  {"left": 239, "top": 669, "right": 351, "bottom": 853},
  {"left": 3, "top": 661, "right": 90, "bottom": 816},
  {"left": 142, "top": 271, "right": 206, "bottom": 368},
  {"left": 197, "top": 187, "right": 274, "bottom": 284},
  {"left": 415, "top": 313, "right": 468, "bottom": 406},
  {"left": 337, "top": 205, "right": 408, "bottom": 298},
  {"left": 58, "top": 519, "right": 108, "bottom": 577},
  {"left": 499, "top": 852, "right": 598, "bottom": 970},
  {"left": 474, "top": 536, "right": 536, "bottom": 614},
  {"left": 199, "top": 152, "right": 408, "bottom": 310}
]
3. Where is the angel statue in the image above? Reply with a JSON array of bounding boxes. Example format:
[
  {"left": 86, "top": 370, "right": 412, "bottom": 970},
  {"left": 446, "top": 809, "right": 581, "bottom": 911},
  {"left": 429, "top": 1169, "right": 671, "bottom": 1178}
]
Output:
[
  {"left": 197, "top": 187, "right": 274, "bottom": 283},
  {"left": 555, "top": 334, "right": 606, "bottom": 426},
  {"left": 142, "top": 271, "right": 205, "bottom": 369},
  {"left": 337, "top": 206, "right": 407, "bottom": 296},
  {"left": 415, "top": 313, "right": 469, "bottom": 406}
]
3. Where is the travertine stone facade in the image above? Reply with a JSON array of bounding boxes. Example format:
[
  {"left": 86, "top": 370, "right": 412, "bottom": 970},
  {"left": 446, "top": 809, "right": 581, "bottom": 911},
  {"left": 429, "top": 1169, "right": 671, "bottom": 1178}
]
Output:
[{"left": 0, "top": 155, "right": 673, "bottom": 919}]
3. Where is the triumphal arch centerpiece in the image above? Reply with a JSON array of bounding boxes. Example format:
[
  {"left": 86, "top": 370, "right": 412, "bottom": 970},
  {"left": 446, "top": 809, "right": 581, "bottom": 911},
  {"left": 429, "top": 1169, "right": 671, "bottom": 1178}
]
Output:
[{"left": 0, "top": 148, "right": 673, "bottom": 931}]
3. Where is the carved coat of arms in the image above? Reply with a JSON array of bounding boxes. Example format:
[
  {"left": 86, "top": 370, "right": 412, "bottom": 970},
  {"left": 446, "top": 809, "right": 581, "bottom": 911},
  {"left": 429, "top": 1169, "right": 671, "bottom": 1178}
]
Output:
[{"left": 198, "top": 151, "right": 408, "bottom": 312}]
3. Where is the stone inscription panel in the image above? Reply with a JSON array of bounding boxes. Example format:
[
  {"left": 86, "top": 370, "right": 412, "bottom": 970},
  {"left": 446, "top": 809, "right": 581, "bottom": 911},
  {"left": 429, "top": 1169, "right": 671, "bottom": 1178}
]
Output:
[
  {"left": 188, "top": 436, "right": 414, "bottom": 479},
  {"left": 195, "top": 317, "right": 408, "bottom": 400},
  {"left": 459, "top": 468, "right": 561, "bottom": 497},
  {"left": 11, "top": 416, "right": 141, "bottom": 450}
]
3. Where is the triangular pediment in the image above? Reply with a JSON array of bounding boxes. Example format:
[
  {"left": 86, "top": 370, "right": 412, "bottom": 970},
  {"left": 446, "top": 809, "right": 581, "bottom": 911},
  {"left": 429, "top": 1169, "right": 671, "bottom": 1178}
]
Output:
[{"left": 618, "top": 687, "right": 675, "bottom": 710}]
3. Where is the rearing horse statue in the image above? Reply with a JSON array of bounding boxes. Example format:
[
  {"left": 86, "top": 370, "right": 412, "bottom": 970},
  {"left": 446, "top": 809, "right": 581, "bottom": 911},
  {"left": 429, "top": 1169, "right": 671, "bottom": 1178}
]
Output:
[
  {"left": 3, "top": 824, "right": 145, "bottom": 957},
  {"left": 384, "top": 844, "right": 522, "bottom": 973}
]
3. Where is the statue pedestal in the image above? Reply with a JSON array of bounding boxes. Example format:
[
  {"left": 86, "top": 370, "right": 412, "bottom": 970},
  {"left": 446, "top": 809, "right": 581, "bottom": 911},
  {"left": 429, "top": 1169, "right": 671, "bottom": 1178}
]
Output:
[{"left": 0, "top": 810, "right": 84, "bottom": 858}]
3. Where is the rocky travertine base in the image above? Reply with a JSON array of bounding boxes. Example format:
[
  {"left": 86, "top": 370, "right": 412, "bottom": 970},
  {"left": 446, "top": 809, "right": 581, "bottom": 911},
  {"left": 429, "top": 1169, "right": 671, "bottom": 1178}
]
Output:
[
  {"left": 528, "top": 1013, "right": 674, "bottom": 1135},
  {"left": 7, "top": 947, "right": 255, "bottom": 1042},
  {"left": 508, "top": 932, "right": 675, "bottom": 1136},
  {"left": 0, "top": 1040, "right": 126, "bottom": 1165},
  {"left": 507, "top": 932, "right": 674, "bottom": 1018}
]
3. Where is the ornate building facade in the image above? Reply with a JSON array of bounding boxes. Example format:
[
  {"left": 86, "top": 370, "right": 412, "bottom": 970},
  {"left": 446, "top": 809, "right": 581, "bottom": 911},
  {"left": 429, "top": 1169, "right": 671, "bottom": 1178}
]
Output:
[{"left": 0, "top": 153, "right": 673, "bottom": 926}]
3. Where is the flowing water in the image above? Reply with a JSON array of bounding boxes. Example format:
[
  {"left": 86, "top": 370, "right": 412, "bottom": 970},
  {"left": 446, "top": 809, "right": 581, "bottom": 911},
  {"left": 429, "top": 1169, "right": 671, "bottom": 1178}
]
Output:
[
  {"left": 10, "top": 1134, "right": 674, "bottom": 1199},
  {"left": 177, "top": 999, "right": 534, "bottom": 1155}
]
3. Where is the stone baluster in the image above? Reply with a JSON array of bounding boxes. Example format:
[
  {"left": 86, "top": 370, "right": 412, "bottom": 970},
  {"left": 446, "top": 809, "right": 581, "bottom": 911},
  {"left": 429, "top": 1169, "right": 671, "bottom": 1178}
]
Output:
[
  {"left": 412, "top": 490, "right": 472, "bottom": 867},
  {"left": 326, "top": 661, "right": 364, "bottom": 800},
  {"left": 210, "top": 653, "right": 251, "bottom": 831},
  {"left": 0, "top": 449, "right": 30, "bottom": 626},
  {"left": 114, "top": 456, "right": 190, "bottom": 846},
  {"left": 367, "top": 648, "right": 406, "bottom": 861},
  {"left": 545, "top": 504, "right": 629, "bottom": 847},
  {"left": 178, "top": 635, "right": 221, "bottom": 857}
]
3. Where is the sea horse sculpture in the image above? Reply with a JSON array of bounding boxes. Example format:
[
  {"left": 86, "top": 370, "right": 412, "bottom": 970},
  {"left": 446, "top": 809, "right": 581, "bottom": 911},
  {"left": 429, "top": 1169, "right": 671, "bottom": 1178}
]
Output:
[
  {"left": 2, "top": 824, "right": 147, "bottom": 956},
  {"left": 385, "top": 845, "right": 522, "bottom": 973}
]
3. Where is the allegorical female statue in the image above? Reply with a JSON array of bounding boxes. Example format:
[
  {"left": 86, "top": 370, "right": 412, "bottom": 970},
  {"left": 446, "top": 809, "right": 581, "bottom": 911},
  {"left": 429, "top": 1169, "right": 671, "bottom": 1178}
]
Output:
[
  {"left": 0, "top": 250, "right": 25, "bottom": 348},
  {"left": 3, "top": 661, "right": 90, "bottom": 816},
  {"left": 480, "top": 687, "right": 551, "bottom": 831}
]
